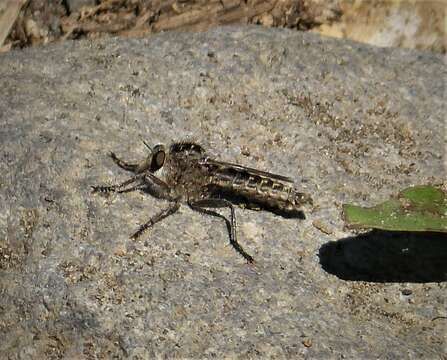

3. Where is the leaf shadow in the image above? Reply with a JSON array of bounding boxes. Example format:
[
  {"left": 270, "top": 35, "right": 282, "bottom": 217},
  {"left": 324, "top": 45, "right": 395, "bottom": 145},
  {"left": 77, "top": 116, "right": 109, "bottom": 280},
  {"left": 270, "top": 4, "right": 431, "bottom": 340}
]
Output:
[{"left": 319, "top": 230, "right": 447, "bottom": 283}]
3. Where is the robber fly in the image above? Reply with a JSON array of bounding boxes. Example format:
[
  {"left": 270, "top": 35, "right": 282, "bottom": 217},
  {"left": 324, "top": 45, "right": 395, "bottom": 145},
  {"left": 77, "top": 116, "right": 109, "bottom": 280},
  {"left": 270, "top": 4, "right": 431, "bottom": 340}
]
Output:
[{"left": 92, "top": 141, "right": 312, "bottom": 263}]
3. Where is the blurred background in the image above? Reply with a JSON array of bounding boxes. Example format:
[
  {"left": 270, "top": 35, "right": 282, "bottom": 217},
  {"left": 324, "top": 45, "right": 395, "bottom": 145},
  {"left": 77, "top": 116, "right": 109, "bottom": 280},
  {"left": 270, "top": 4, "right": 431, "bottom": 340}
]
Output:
[{"left": 0, "top": 0, "right": 445, "bottom": 53}]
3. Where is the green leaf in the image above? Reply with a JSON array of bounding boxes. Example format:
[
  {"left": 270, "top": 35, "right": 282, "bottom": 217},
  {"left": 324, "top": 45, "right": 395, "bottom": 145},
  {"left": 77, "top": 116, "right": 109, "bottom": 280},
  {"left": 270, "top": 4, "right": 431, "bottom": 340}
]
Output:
[{"left": 343, "top": 185, "right": 447, "bottom": 233}]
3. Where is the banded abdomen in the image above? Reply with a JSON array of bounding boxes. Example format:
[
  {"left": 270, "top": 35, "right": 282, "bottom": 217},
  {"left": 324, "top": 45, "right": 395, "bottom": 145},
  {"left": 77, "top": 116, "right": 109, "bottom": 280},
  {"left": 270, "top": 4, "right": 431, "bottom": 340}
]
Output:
[{"left": 204, "top": 163, "right": 312, "bottom": 214}]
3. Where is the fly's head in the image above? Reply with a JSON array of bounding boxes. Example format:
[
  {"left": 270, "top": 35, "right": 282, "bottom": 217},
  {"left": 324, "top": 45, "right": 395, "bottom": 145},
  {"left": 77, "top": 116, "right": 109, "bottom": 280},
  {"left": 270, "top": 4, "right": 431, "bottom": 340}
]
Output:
[
  {"left": 134, "top": 142, "right": 167, "bottom": 173},
  {"left": 149, "top": 144, "right": 167, "bottom": 171},
  {"left": 137, "top": 141, "right": 205, "bottom": 174}
]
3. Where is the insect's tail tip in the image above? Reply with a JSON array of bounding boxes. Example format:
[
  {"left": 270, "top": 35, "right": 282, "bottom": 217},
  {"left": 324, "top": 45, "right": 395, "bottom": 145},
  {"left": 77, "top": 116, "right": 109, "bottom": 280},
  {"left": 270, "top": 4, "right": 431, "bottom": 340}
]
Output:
[{"left": 299, "top": 193, "right": 313, "bottom": 206}]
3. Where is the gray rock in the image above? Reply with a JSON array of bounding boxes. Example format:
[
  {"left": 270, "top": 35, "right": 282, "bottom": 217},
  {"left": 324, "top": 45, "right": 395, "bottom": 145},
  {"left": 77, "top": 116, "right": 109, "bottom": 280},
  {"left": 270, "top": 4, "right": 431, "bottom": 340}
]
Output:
[{"left": 0, "top": 26, "right": 445, "bottom": 358}]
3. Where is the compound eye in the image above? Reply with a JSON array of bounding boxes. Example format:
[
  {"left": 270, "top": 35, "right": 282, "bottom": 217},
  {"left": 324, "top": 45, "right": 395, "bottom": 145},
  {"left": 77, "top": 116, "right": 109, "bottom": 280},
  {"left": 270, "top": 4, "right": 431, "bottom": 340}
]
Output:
[
  {"left": 154, "top": 150, "right": 165, "bottom": 168},
  {"left": 150, "top": 144, "right": 165, "bottom": 171}
]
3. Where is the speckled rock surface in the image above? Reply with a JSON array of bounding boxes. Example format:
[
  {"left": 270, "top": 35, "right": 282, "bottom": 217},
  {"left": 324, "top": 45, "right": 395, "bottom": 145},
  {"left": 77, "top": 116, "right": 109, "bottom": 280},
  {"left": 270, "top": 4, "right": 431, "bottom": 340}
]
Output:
[{"left": 0, "top": 26, "right": 445, "bottom": 359}]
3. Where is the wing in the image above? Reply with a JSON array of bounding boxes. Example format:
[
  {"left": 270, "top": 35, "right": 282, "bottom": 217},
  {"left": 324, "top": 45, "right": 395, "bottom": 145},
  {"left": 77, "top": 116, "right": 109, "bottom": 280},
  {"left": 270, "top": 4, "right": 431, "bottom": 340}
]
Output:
[{"left": 200, "top": 158, "right": 294, "bottom": 183}]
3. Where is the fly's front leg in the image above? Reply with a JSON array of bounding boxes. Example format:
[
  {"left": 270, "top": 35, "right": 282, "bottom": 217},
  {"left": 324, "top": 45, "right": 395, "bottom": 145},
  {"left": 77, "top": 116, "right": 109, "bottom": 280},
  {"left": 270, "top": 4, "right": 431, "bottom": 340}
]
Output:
[
  {"left": 92, "top": 149, "right": 151, "bottom": 194},
  {"left": 189, "top": 199, "right": 254, "bottom": 263},
  {"left": 109, "top": 152, "right": 138, "bottom": 172},
  {"left": 110, "top": 152, "right": 152, "bottom": 174},
  {"left": 131, "top": 202, "right": 180, "bottom": 240}
]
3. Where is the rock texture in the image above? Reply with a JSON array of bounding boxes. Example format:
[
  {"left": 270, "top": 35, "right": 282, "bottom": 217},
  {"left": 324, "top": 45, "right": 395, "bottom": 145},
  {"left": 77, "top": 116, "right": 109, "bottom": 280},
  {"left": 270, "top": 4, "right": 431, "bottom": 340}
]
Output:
[{"left": 0, "top": 26, "right": 445, "bottom": 358}]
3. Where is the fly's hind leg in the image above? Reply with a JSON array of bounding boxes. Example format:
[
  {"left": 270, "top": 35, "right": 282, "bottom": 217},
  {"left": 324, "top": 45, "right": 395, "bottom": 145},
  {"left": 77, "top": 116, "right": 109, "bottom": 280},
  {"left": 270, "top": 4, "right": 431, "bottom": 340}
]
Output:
[
  {"left": 131, "top": 202, "right": 180, "bottom": 239},
  {"left": 189, "top": 199, "right": 254, "bottom": 263}
]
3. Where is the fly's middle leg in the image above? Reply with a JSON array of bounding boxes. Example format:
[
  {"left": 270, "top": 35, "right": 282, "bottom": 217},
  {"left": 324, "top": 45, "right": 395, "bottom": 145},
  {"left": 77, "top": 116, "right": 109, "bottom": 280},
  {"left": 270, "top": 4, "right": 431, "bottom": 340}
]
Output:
[
  {"left": 131, "top": 202, "right": 181, "bottom": 240},
  {"left": 93, "top": 171, "right": 174, "bottom": 201},
  {"left": 91, "top": 174, "right": 145, "bottom": 194}
]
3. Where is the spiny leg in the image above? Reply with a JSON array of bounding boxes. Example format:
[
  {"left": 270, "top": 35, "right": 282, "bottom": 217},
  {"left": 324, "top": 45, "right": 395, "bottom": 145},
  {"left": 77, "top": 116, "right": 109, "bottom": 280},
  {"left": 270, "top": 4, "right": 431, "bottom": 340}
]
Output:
[
  {"left": 91, "top": 175, "right": 143, "bottom": 194},
  {"left": 131, "top": 202, "right": 180, "bottom": 240},
  {"left": 189, "top": 199, "right": 254, "bottom": 263},
  {"left": 93, "top": 171, "right": 173, "bottom": 200},
  {"left": 116, "top": 184, "right": 148, "bottom": 194}
]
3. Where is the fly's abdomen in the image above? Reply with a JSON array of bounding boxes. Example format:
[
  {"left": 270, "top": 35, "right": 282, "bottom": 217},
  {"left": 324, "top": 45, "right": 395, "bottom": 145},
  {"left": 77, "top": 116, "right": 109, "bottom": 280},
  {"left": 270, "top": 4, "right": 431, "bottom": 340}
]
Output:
[{"left": 209, "top": 168, "right": 312, "bottom": 212}]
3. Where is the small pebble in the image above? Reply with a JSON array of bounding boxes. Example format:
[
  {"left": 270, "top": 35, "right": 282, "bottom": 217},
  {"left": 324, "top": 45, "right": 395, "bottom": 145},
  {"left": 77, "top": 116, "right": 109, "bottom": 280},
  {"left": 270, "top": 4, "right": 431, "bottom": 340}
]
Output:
[
  {"left": 241, "top": 146, "right": 250, "bottom": 156},
  {"left": 302, "top": 338, "right": 312, "bottom": 348},
  {"left": 312, "top": 219, "right": 333, "bottom": 235}
]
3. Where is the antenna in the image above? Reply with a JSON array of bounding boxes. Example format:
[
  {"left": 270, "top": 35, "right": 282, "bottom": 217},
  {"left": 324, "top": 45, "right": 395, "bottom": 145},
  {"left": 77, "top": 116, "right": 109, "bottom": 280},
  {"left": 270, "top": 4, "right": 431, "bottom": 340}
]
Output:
[{"left": 142, "top": 140, "right": 153, "bottom": 153}]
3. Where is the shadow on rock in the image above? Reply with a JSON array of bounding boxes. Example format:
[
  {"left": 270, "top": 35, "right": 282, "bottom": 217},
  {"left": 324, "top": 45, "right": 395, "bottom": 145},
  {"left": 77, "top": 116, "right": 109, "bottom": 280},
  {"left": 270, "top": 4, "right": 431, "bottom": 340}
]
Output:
[{"left": 319, "top": 230, "right": 447, "bottom": 283}]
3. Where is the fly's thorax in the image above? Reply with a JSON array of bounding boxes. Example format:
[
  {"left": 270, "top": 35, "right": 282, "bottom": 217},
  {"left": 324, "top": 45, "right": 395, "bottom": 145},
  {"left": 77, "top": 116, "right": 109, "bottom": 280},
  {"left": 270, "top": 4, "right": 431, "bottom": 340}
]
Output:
[
  {"left": 164, "top": 142, "right": 206, "bottom": 173},
  {"left": 158, "top": 156, "right": 180, "bottom": 187},
  {"left": 160, "top": 151, "right": 210, "bottom": 196},
  {"left": 169, "top": 142, "right": 205, "bottom": 156}
]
